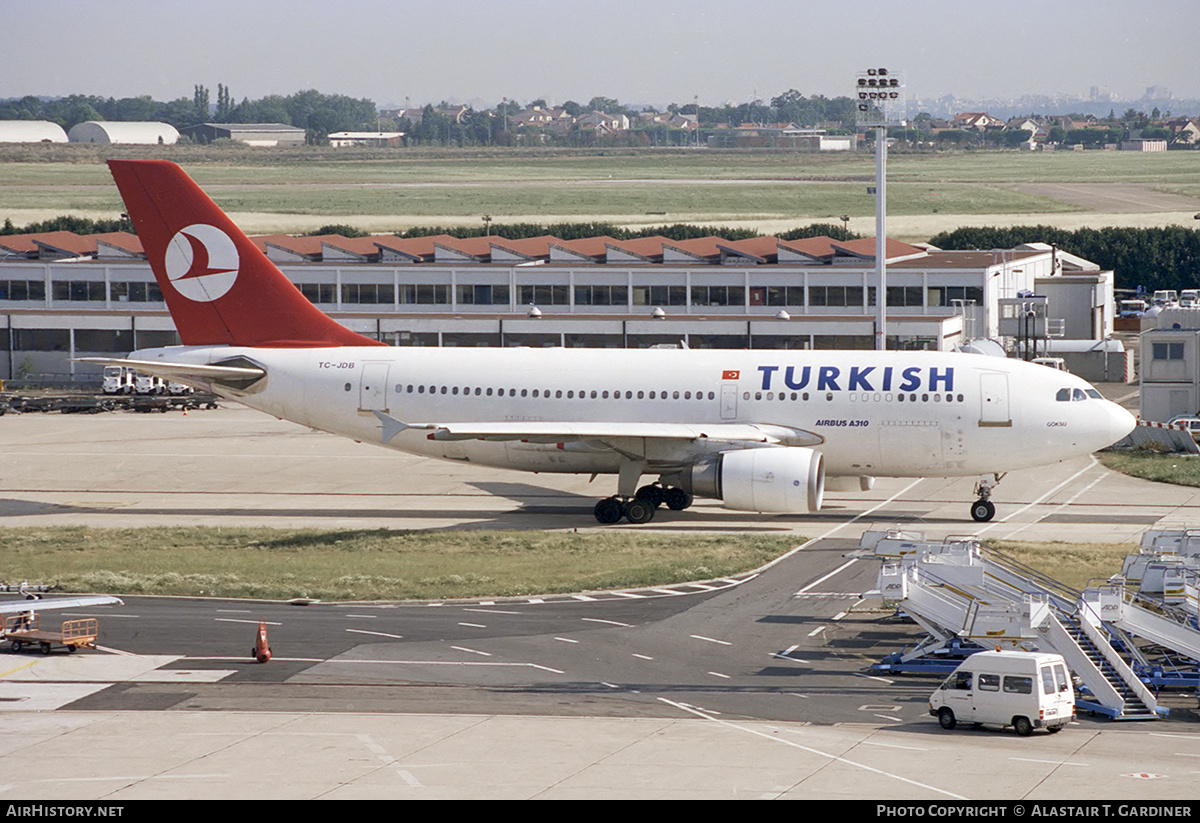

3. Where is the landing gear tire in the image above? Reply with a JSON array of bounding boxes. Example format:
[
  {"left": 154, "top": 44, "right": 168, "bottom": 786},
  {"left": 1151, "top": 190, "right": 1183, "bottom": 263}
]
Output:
[
  {"left": 635, "top": 484, "right": 664, "bottom": 508},
  {"left": 623, "top": 498, "right": 657, "bottom": 524},
  {"left": 663, "top": 488, "right": 693, "bottom": 511},
  {"left": 970, "top": 499, "right": 996, "bottom": 522},
  {"left": 594, "top": 497, "right": 625, "bottom": 525}
]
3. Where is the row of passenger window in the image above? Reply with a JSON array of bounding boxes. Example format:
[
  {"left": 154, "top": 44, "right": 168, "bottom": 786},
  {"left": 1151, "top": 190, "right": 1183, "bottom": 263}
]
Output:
[
  {"left": 386, "top": 383, "right": 966, "bottom": 405},
  {"left": 748, "top": 391, "right": 966, "bottom": 403},
  {"left": 398, "top": 384, "right": 718, "bottom": 401}
]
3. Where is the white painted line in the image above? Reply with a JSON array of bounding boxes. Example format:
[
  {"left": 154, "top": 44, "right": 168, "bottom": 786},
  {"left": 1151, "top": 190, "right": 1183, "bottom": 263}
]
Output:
[
  {"left": 690, "top": 634, "right": 731, "bottom": 646},
  {"left": 796, "top": 559, "right": 860, "bottom": 595},
  {"left": 346, "top": 629, "right": 404, "bottom": 639},
  {"left": 451, "top": 646, "right": 491, "bottom": 657}
]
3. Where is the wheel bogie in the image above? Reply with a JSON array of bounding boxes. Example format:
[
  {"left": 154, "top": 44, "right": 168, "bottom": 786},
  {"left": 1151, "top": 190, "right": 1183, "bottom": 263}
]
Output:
[{"left": 594, "top": 485, "right": 693, "bottom": 524}]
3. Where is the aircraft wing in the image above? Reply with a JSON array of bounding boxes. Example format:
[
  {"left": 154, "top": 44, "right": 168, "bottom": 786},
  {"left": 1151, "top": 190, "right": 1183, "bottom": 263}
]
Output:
[
  {"left": 373, "top": 412, "right": 822, "bottom": 447},
  {"left": 0, "top": 595, "right": 124, "bottom": 615},
  {"left": 75, "top": 357, "right": 265, "bottom": 390}
]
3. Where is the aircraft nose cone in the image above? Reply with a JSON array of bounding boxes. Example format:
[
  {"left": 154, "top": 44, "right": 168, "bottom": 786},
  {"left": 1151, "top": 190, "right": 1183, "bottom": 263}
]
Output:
[{"left": 1106, "top": 401, "right": 1137, "bottom": 445}]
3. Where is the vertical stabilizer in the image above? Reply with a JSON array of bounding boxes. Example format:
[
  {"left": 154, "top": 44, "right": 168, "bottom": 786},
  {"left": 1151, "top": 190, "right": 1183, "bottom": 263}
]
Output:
[{"left": 108, "top": 160, "right": 383, "bottom": 348}]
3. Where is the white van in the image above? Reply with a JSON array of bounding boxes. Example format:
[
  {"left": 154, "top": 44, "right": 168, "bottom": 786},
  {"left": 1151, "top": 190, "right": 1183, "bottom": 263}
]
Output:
[{"left": 929, "top": 650, "right": 1074, "bottom": 736}]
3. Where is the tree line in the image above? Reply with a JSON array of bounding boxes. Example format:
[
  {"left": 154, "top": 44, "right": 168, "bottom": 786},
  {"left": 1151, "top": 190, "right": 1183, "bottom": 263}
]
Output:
[
  {"left": 0, "top": 86, "right": 864, "bottom": 147},
  {"left": 0, "top": 86, "right": 377, "bottom": 142},
  {"left": 7, "top": 213, "right": 1195, "bottom": 291},
  {"left": 929, "top": 225, "right": 1200, "bottom": 292}
]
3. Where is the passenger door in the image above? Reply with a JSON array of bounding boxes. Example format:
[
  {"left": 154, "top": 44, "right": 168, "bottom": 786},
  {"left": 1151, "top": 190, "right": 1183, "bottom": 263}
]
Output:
[{"left": 359, "top": 362, "right": 390, "bottom": 412}]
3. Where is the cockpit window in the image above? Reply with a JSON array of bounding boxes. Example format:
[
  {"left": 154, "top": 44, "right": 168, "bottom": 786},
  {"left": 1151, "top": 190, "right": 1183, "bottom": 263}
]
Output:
[
  {"left": 1086, "top": 389, "right": 1101, "bottom": 399},
  {"left": 1073, "top": 388, "right": 1087, "bottom": 401},
  {"left": 1056, "top": 388, "right": 1070, "bottom": 402}
]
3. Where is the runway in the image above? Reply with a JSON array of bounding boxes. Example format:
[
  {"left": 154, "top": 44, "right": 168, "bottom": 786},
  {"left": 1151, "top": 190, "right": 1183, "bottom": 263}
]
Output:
[{"left": 3, "top": 400, "right": 1200, "bottom": 799}]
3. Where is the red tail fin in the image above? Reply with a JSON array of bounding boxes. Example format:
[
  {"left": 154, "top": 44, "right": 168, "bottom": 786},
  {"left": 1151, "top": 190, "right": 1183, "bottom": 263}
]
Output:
[{"left": 108, "top": 160, "right": 382, "bottom": 348}]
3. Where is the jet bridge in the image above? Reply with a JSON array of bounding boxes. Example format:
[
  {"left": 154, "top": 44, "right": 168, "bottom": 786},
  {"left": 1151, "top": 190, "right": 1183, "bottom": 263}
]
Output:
[{"left": 866, "top": 530, "right": 1168, "bottom": 720}]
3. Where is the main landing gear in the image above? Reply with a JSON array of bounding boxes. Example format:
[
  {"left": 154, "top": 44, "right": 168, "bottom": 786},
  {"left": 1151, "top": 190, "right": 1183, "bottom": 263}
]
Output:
[
  {"left": 593, "top": 484, "right": 694, "bottom": 525},
  {"left": 970, "top": 473, "right": 1006, "bottom": 522}
]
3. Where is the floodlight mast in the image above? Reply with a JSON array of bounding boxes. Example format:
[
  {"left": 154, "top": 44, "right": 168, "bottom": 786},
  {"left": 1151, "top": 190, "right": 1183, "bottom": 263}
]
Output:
[{"left": 855, "top": 68, "right": 906, "bottom": 351}]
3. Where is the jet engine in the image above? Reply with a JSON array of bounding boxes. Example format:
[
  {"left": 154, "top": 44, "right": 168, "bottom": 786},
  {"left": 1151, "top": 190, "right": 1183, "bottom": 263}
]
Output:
[{"left": 678, "top": 447, "right": 824, "bottom": 513}]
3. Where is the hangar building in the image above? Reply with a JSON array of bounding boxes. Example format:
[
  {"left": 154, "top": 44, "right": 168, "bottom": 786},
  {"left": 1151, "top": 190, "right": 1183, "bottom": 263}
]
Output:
[
  {"left": 0, "top": 121, "right": 69, "bottom": 143},
  {"left": 67, "top": 121, "right": 179, "bottom": 145}
]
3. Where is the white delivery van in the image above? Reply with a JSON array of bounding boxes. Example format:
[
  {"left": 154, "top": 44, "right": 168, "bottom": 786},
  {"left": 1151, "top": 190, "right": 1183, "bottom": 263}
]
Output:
[{"left": 929, "top": 650, "right": 1074, "bottom": 736}]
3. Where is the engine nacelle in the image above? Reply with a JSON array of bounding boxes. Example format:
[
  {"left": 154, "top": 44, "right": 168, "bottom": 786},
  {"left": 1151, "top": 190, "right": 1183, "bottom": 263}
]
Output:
[{"left": 679, "top": 447, "right": 825, "bottom": 513}]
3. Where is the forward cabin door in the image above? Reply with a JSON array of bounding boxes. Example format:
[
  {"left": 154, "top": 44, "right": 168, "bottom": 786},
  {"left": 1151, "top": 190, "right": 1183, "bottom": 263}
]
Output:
[{"left": 978, "top": 373, "right": 1011, "bottom": 428}]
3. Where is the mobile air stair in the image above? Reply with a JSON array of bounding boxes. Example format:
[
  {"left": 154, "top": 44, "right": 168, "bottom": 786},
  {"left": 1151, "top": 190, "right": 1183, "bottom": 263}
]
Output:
[{"left": 865, "top": 530, "right": 1178, "bottom": 721}]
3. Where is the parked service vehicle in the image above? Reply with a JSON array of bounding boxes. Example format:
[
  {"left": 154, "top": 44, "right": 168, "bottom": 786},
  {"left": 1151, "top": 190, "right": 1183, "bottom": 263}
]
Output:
[
  {"left": 929, "top": 650, "right": 1074, "bottom": 736},
  {"left": 1031, "top": 356, "right": 1067, "bottom": 372},
  {"left": 1180, "top": 290, "right": 1200, "bottom": 308},
  {"left": 1118, "top": 299, "right": 1148, "bottom": 318},
  {"left": 102, "top": 366, "right": 135, "bottom": 395},
  {"left": 134, "top": 373, "right": 166, "bottom": 395},
  {"left": 1152, "top": 290, "right": 1179, "bottom": 307},
  {"left": 1168, "top": 415, "right": 1200, "bottom": 440}
]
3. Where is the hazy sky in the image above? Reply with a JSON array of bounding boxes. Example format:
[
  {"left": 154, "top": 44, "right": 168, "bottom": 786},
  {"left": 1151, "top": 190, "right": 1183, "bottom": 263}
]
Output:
[{"left": 2, "top": 0, "right": 1195, "bottom": 109}]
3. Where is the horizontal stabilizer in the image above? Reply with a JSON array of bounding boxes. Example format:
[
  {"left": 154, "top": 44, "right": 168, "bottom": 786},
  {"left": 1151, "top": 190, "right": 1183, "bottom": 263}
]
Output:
[{"left": 76, "top": 357, "right": 266, "bottom": 390}]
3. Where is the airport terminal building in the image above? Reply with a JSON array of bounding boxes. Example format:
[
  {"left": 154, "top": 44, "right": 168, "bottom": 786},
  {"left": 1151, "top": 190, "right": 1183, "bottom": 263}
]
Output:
[{"left": 0, "top": 230, "right": 1115, "bottom": 383}]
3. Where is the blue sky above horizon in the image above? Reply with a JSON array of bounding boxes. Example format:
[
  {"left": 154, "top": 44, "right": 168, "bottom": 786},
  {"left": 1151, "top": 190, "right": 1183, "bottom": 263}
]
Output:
[{"left": 2, "top": 0, "right": 1195, "bottom": 110}]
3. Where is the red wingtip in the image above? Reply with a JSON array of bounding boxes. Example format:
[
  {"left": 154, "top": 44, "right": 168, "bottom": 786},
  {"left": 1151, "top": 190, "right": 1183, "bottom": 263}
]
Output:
[{"left": 108, "top": 160, "right": 383, "bottom": 348}]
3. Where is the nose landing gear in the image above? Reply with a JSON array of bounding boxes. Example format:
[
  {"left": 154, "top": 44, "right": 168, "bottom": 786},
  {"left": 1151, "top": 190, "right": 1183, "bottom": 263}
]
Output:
[{"left": 970, "top": 473, "right": 1005, "bottom": 522}]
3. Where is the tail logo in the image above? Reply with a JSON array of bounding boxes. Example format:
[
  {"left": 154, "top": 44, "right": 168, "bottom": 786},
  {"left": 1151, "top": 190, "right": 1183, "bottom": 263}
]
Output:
[{"left": 164, "top": 224, "right": 239, "bottom": 302}]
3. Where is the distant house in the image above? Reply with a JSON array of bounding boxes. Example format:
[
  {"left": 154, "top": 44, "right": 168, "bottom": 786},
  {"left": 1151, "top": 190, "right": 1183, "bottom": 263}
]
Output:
[
  {"left": 952, "top": 112, "right": 1005, "bottom": 131},
  {"left": 576, "top": 110, "right": 630, "bottom": 136},
  {"left": 1164, "top": 117, "right": 1200, "bottom": 146}
]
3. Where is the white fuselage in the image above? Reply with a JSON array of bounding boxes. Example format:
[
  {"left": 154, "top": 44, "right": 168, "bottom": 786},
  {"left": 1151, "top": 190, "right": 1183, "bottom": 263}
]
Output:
[{"left": 130, "top": 345, "right": 1135, "bottom": 482}]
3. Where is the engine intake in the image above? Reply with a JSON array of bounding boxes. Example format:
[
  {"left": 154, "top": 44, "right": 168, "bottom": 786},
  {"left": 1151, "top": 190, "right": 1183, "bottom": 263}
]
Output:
[{"left": 679, "top": 447, "right": 824, "bottom": 513}]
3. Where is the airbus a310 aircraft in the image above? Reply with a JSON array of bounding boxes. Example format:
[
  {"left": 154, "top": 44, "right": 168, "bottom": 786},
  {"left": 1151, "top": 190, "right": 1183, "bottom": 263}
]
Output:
[{"left": 92, "top": 160, "right": 1136, "bottom": 525}]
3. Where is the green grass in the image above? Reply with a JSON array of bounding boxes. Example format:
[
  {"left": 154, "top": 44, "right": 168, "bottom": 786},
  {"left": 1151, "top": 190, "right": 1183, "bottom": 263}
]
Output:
[
  {"left": 0, "top": 527, "right": 801, "bottom": 602},
  {"left": 0, "top": 525, "right": 1142, "bottom": 604},
  {"left": 2, "top": 145, "right": 1194, "bottom": 229},
  {"left": 987, "top": 540, "right": 1130, "bottom": 592},
  {"left": 1098, "top": 450, "right": 1200, "bottom": 487}
]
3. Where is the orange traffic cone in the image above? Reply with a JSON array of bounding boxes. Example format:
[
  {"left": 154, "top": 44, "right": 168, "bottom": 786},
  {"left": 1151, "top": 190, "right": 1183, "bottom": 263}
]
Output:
[{"left": 253, "top": 620, "right": 271, "bottom": 663}]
